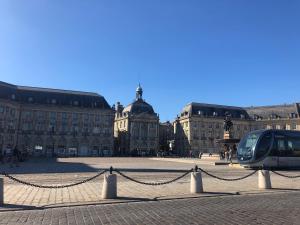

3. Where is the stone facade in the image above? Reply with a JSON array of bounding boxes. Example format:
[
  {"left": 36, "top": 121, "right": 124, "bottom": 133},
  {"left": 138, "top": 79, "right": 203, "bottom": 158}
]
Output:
[
  {"left": 174, "top": 103, "right": 251, "bottom": 156},
  {"left": 159, "top": 121, "right": 174, "bottom": 152},
  {"left": 0, "top": 81, "right": 114, "bottom": 157},
  {"left": 114, "top": 85, "right": 159, "bottom": 156},
  {"left": 174, "top": 102, "right": 300, "bottom": 156}
]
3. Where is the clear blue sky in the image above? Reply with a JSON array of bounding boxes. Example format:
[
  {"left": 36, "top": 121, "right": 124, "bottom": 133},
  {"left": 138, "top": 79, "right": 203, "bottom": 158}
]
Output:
[{"left": 0, "top": 0, "right": 299, "bottom": 121}]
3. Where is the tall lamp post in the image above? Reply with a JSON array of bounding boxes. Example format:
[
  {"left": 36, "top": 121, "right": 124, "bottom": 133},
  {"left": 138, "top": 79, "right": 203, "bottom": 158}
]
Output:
[{"left": 51, "top": 126, "right": 55, "bottom": 157}]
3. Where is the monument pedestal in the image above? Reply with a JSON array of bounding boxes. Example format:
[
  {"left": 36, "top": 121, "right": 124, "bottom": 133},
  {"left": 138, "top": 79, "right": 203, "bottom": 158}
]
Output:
[{"left": 223, "top": 131, "right": 233, "bottom": 140}]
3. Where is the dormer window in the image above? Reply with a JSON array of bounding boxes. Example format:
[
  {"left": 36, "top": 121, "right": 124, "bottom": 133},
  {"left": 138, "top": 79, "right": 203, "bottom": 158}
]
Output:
[
  {"left": 28, "top": 97, "right": 33, "bottom": 103},
  {"left": 73, "top": 101, "right": 79, "bottom": 106},
  {"left": 198, "top": 110, "right": 203, "bottom": 115},
  {"left": 11, "top": 94, "right": 16, "bottom": 100},
  {"left": 213, "top": 112, "right": 218, "bottom": 117},
  {"left": 51, "top": 99, "right": 56, "bottom": 104},
  {"left": 240, "top": 114, "right": 245, "bottom": 119}
]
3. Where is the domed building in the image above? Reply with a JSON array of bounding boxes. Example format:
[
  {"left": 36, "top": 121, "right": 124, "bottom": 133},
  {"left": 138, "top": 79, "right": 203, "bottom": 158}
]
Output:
[{"left": 114, "top": 84, "right": 159, "bottom": 156}]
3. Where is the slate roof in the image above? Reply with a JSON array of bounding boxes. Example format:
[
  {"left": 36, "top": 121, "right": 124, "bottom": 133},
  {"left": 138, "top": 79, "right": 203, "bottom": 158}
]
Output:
[
  {"left": 181, "top": 102, "right": 251, "bottom": 119},
  {"left": 245, "top": 103, "right": 300, "bottom": 119},
  {"left": 0, "top": 81, "right": 111, "bottom": 109}
]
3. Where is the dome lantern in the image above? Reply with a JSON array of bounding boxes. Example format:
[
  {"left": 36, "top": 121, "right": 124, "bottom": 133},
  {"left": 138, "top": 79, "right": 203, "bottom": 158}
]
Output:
[{"left": 136, "top": 83, "right": 143, "bottom": 100}]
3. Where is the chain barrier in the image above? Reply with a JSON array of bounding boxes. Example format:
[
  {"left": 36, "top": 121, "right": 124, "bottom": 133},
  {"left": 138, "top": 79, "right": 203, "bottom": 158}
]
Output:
[
  {"left": 1, "top": 170, "right": 107, "bottom": 189},
  {"left": 271, "top": 170, "right": 300, "bottom": 179},
  {"left": 114, "top": 168, "right": 193, "bottom": 186},
  {"left": 198, "top": 168, "right": 258, "bottom": 181}
]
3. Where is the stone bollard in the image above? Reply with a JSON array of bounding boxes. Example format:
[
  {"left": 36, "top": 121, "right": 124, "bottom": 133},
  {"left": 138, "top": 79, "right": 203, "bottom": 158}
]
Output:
[
  {"left": 190, "top": 171, "right": 203, "bottom": 194},
  {"left": 258, "top": 170, "right": 272, "bottom": 189},
  {"left": 101, "top": 174, "right": 117, "bottom": 199},
  {"left": 0, "top": 177, "right": 3, "bottom": 205}
]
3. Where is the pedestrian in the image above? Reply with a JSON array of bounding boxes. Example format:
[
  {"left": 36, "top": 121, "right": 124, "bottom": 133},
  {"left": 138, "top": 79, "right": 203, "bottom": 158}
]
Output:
[
  {"left": 199, "top": 152, "right": 203, "bottom": 159},
  {"left": 3, "top": 149, "right": 6, "bottom": 164},
  {"left": 10, "top": 146, "right": 19, "bottom": 168},
  {"left": 228, "top": 146, "right": 233, "bottom": 163},
  {"left": 219, "top": 151, "right": 223, "bottom": 160},
  {"left": 0, "top": 148, "right": 3, "bottom": 164}
]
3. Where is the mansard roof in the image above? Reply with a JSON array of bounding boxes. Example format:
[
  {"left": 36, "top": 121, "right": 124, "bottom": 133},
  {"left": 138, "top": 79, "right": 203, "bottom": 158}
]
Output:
[
  {"left": 181, "top": 102, "right": 251, "bottom": 119},
  {"left": 0, "top": 81, "right": 111, "bottom": 109},
  {"left": 245, "top": 103, "right": 300, "bottom": 120}
]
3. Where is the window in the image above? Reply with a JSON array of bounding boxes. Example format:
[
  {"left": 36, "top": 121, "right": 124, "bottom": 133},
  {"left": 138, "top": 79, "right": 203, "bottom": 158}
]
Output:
[
  {"left": 10, "top": 109, "right": 16, "bottom": 116},
  {"left": 28, "top": 97, "right": 33, "bottom": 102},
  {"left": 51, "top": 99, "right": 56, "bottom": 104},
  {"left": 286, "top": 138, "right": 300, "bottom": 156},
  {"left": 62, "top": 112, "right": 68, "bottom": 120},
  {"left": 24, "top": 111, "right": 32, "bottom": 118},
  {"left": 255, "top": 134, "right": 272, "bottom": 159},
  {"left": 0, "top": 106, "right": 4, "bottom": 113},
  {"left": 271, "top": 135, "right": 286, "bottom": 156}
]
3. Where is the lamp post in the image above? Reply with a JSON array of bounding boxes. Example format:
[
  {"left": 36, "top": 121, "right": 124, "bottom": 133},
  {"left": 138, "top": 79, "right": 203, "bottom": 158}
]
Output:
[{"left": 51, "top": 126, "right": 55, "bottom": 157}]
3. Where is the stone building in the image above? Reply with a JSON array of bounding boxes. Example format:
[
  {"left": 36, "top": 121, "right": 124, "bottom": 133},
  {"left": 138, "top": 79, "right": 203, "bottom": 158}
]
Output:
[
  {"left": 114, "top": 85, "right": 159, "bottom": 156},
  {"left": 0, "top": 81, "right": 114, "bottom": 157},
  {"left": 159, "top": 121, "right": 174, "bottom": 152},
  {"left": 246, "top": 103, "right": 300, "bottom": 131},
  {"left": 174, "top": 103, "right": 252, "bottom": 156},
  {"left": 174, "top": 102, "right": 300, "bottom": 156}
]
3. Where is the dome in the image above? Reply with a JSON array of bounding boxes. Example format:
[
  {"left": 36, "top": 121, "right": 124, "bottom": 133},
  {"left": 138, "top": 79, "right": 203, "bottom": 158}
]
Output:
[{"left": 123, "top": 99, "right": 155, "bottom": 115}]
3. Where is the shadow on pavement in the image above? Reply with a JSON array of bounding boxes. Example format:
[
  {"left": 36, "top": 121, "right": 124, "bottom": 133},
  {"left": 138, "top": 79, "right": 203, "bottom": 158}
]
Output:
[
  {"left": 0, "top": 203, "right": 43, "bottom": 211},
  {"left": 0, "top": 158, "right": 99, "bottom": 174},
  {"left": 203, "top": 191, "right": 239, "bottom": 196},
  {"left": 271, "top": 188, "right": 300, "bottom": 191},
  {"left": 116, "top": 196, "right": 153, "bottom": 201}
]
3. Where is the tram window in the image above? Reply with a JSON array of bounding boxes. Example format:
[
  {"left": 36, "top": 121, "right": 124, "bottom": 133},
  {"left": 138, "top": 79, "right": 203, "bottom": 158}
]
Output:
[
  {"left": 286, "top": 138, "right": 300, "bottom": 156},
  {"left": 256, "top": 134, "right": 272, "bottom": 159},
  {"left": 277, "top": 140, "right": 285, "bottom": 151}
]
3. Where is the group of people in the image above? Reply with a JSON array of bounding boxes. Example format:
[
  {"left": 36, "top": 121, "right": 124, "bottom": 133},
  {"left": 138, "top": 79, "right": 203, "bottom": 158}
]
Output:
[
  {"left": 220, "top": 144, "right": 237, "bottom": 163},
  {"left": 0, "top": 146, "right": 23, "bottom": 167}
]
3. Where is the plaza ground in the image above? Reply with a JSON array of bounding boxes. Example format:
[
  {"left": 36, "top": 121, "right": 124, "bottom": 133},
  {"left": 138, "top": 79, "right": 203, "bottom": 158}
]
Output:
[{"left": 0, "top": 157, "right": 300, "bottom": 224}]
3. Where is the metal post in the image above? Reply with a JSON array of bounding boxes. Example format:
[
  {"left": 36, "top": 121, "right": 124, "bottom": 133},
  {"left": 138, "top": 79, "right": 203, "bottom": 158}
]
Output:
[
  {"left": 0, "top": 176, "right": 3, "bottom": 205},
  {"left": 258, "top": 170, "right": 272, "bottom": 189}
]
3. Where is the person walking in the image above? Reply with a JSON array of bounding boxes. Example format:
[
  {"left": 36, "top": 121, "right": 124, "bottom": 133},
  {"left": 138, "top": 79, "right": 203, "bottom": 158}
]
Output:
[
  {"left": 10, "top": 146, "right": 19, "bottom": 168},
  {"left": 228, "top": 146, "right": 233, "bottom": 163},
  {"left": 0, "top": 148, "right": 3, "bottom": 164}
]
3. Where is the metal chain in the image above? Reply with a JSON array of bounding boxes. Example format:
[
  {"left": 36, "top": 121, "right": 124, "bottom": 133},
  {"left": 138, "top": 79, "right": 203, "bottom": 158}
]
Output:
[
  {"left": 1, "top": 170, "right": 107, "bottom": 189},
  {"left": 114, "top": 169, "right": 193, "bottom": 186},
  {"left": 271, "top": 171, "right": 300, "bottom": 179},
  {"left": 198, "top": 168, "right": 258, "bottom": 181}
]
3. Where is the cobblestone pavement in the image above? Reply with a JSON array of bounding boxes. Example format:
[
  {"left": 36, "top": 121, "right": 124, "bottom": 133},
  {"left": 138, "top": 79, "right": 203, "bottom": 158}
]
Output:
[
  {"left": 0, "top": 192, "right": 300, "bottom": 225},
  {"left": 1, "top": 158, "right": 300, "bottom": 208}
]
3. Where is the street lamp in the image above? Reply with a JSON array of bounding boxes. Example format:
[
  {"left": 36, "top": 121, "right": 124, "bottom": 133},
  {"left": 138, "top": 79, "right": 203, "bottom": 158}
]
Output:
[{"left": 51, "top": 126, "right": 55, "bottom": 157}]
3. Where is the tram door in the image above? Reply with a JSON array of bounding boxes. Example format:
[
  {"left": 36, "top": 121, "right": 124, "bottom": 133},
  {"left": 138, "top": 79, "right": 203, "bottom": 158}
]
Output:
[
  {"left": 273, "top": 134, "right": 296, "bottom": 168},
  {"left": 278, "top": 135, "right": 300, "bottom": 167}
]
